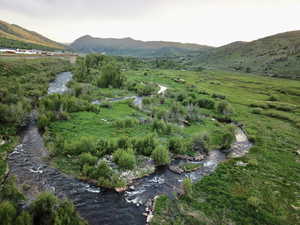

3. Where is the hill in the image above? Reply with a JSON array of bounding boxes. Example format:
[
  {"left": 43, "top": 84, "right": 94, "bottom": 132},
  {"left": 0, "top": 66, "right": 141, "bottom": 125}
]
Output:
[
  {"left": 0, "top": 20, "right": 65, "bottom": 50},
  {"left": 191, "top": 30, "right": 300, "bottom": 79},
  {"left": 70, "top": 35, "right": 212, "bottom": 57}
]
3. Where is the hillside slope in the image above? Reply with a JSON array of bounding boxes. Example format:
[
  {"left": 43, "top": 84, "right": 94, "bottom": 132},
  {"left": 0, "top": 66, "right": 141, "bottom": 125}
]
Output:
[
  {"left": 70, "top": 35, "right": 212, "bottom": 57},
  {"left": 0, "top": 20, "right": 64, "bottom": 50},
  {"left": 193, "top": 31, "right": 300, "bottom": 79}
]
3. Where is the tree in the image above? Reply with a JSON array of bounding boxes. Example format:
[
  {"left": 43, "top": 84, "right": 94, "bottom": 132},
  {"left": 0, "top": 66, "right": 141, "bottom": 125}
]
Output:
[
  {"left": 79, "top": 152, "right": 97, "bottom": 169},
  {"left": 113, "top": 149, "right": 136, "bottom": 170},
  {"left": 96, "top": 62, "right": 125, "bottom": 88},
  {"left": 15, "top": 212, "right": 32, "bottom": 225},
  {"left": 151, "top": 146, "right": 171, "bottom": 166},
  {"left": 168, "top": 137, "right": 187, "bottom": 154},
  {"left": 0, "top": 201, "right": 16, "bottom": 225}
]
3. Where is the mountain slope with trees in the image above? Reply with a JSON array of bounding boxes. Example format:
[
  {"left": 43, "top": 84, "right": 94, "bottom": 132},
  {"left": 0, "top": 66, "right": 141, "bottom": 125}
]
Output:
[
  {"left": 70, "top": 35, "right": 212, "bottom": 57},
  {"left": 0, "top": 20, "right": 65, "bottom": 50},
  {"left": 191, "top": 30, "right": 300, "bottom": 79}
]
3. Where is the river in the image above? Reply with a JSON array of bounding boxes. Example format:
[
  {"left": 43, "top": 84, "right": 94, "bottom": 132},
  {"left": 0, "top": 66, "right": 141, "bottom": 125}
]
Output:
[{"left": 8, "top": 71, "right": 252, "bottom": 225}]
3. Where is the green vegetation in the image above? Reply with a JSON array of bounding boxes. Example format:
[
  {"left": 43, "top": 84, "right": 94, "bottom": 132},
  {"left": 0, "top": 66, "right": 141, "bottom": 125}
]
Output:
[
  {"left": 2, "top": 52, "right": 299, "bottom": 225},
  {"left": 0, "top": 37, "right": 60, "bottom": 51},
  {"left": 151, "top": 146, "right": 171, "bottom": 166},
  {"left": 150, "top": 69, "right": 300, "bottom": 225},
  {"left": 180, "top": 163, "right": 203, "bottom": 172},
  {"left": 0, "top": 178, "right": 86, "bottom": 225},
  {"left": 0, "top": 57, "right": 88, "bottom": 225},
  {"left": 0, "top": 19, "right": 64, "bottom": 50}
]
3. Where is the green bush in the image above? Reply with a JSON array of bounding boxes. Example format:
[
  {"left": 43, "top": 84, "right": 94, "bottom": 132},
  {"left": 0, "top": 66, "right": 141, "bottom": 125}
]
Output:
[
  {"left": 151, "top": 146, "right": 171, "bottom": 166},
  {"left": 113, "top": 118, "right": 139, "bottom": 128},
  {"left": 268, "top": 95, "right": 278, "bottom": 101},
  {"left": 136, "top": 83, "right": 157, "bottom": 96},
  {"left": 96, "top": 62, "right": 125, "bottom": 88},
  {"left": 182, "top": 178, "right": 193, "bottom": 198},
  {"left": 168, "top": 137, "right": 188, "bottom": 154},
  {"left": 113, "top": 148, "right": 136, "bottom": 170},
  {"left": 191, "top": 133, "right": 210, "bottom": 154},
  {"left": 217, "top": 101, "right": 234, "bottom": 115},
  {"left": 15, "top": 212, "right": 32, "bottom": 225},
  {"left": 79, "top": 153, "right": 97, "bottom": 168},
  {"left": 30, "top": 193, "right": 86, "bottom": 225},
  {"left": 152, "top": 119, "right": 172, "bottom": 135},
  {"left": 0, "top": 201, "right": 16, "bottom": 225},
  {"left": 197, "top": 98, "right": 215, "bottom": 109},
  {"left": 212, "top": 93, "right": 226, "bottom": 100},
  {"left": 63, "top": 137, "right": 97, "bottom": 155},
  {"left": 220, "top": 131, "right": 235, "bottom": 149},
  {"left": 131, "top": 134, "right": 158, "bottom": 156}
]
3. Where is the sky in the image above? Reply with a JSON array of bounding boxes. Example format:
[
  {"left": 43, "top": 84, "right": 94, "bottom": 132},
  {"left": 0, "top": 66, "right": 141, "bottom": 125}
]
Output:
[{"left": 0, "top": 0, "right": 299, "bottom": 47}]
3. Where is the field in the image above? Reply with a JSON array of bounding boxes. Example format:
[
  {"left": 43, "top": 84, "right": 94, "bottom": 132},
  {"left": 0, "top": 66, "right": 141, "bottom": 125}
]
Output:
[
  {"left": 1, "top": 54, "right": 300, "bottom": 225},
  {"left": 147, "top": 69, "right": 300, "bottom": 225},
  {"left": 43, "top": 55, "right": 300, "bottom": 224}
]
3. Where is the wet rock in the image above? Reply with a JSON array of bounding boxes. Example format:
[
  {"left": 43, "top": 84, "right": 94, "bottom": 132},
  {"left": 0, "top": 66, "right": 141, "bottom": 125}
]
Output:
[
  {"left": 115, "top": 187, "right": 128, "bottom": 192},
  {"left": 194, "top": 154, "right": 205, "bottom": 161},
  {"left": 169, "top": 166, "right": 184, "bottom": 174},
  {"left": 296, "top": 149, "right": 300, "bottom": 155},
  {"left": 174, "top": 154, "right": 205, "bottom": 161},
  {"left": 0, "top": 139, "right": 5, "bottom": 146}
]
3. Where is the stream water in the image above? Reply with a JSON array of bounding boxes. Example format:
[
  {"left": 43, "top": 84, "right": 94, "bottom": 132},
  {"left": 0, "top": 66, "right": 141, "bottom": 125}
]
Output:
[{"left": 8, "top": 71, "right": 252, "bottom": 225}]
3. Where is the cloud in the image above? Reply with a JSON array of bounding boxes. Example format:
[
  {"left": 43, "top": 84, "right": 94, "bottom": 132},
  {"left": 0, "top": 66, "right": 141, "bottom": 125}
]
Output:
[
  {"left": 0, "top": 0, "right": 299, "bottom": 46},
  {"left": 0, "top": 0, "right": 163, "bottom": 21}
]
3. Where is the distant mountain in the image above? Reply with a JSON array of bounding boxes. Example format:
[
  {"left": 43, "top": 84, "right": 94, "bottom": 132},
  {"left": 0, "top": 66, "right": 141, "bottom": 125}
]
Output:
[
  {"left": 0, "top": 20, "right": 65, "bottom": 50},
  {"left": 192, "top": 31, "right": 300, "bottom": 79},
  {"left": 70, "top": 35, "right": 212, "bottom": 57}
]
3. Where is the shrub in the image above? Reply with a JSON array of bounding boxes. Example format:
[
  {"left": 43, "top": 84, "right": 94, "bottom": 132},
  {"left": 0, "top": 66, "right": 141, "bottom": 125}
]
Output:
[
  {"left": 96, "top": 139, "right": 117, "bottom": 156},
  {"left": 197, "top": 98, "right": 215, "bottom": 109},
  {"left": 37, "top": 113, "right": 51, "bottom": 130},
  {"left": 63, "top": 137, "right": 97, "bottom": 155},
  {"left": 152, "top": 119, "right": 172, "bottom": 135},
  {"left": 92, "top": 160, "right": 113, "bottom": 179},
  {"left": 99, "top": 101, "right": 112, "bottom": 109},
  {"left": 113, "top": 148, "right": 136, "bottom": 170},
  {"left": 182, "top": 178, "right": 193, "bottom": 198},
  {"left": 220, "top": 130, "right": 235, "bottom": 149},
  {"left": 151, "top": 146, "right": 171, "bottom": 166},
  {"left": 176, "top": 92, "right": 187, "bottom": 102},
  {"left": 15, "top": 211, "right": 32, "bottom": 225},
  {"left": 268, "top": 95, "right": 278, "bottom": 101},
  {"left": 78, "top": 153, "right": 97, "bottom": 168},
  {"left": 168, "top": 137, "right": 188, "bottom": 154},
  {"left": 113, "top": 118, "right": 139, "bottom": 128},
  {"left": 217, "top": 101, "right": 234, "bottom": 115},
  {"left": 30, "top": 193, "right": 86, "bottom": 225},
  {"left": 96, "top": 62, "right": 125, "bottom": 88},
  {"left": 136, "top": 83, "right": 156, "bottom": 96},
  {"left": 132, "top": 134, "right": 158, "bottom": 156},
  {"left": 153, "top": 108, "right": 168, "bottom": 120},
  {"left": 0, "top": 201, "right": 16, "bottom": 225},
  {"left": 142, "top": 97, "right": 153, "bottom": 105},
  {"left": 116, "top": 136, "right": 132, "bottom": 149},
  {"left": 191, "top": 133, "right": 210, "bottom": 154},
  {"left": 212, "top": 93, "right": 226, "bottom": 100}
]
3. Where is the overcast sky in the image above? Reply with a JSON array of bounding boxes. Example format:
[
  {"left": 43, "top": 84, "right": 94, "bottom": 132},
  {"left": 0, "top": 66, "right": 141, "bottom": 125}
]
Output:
[{"left": 1, "top": 0, "right": 299, "bottom": 46}]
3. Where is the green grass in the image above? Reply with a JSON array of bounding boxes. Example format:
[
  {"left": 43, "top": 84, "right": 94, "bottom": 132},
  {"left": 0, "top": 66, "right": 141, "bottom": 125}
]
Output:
[{"left": 149, "top": 69, "right": 300, "bottom": 225}]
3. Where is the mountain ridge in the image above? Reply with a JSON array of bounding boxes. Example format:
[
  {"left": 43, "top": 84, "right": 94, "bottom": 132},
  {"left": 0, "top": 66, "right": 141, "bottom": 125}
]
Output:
[
  {"left": 190, "top": 30, "right": 300, "bottom": 79},
  {"left": 0, "top": 19, "right": 65, "bottom": 50},
  {"left": 70, "top": 35, "right": 213, "bottom": 57}
]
